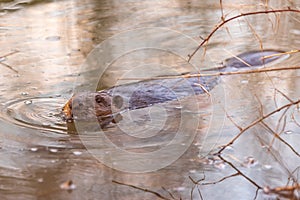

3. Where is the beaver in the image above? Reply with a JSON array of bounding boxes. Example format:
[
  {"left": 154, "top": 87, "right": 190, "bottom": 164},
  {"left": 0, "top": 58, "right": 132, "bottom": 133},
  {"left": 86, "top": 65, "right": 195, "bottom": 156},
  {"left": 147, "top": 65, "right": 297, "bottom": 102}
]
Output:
[
  {"left": 63, "top": 75, "right": 218, "bottom": 128},
  {"left": 62, "top": 50, "right": 288, "bottom": 128}
]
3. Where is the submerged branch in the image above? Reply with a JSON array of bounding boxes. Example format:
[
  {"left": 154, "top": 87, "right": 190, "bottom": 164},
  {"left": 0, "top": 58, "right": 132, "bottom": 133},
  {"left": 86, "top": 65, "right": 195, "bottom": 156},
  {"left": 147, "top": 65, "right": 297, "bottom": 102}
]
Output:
[{"left": 0, "top": 50, "right": 19, "bottom": 73}]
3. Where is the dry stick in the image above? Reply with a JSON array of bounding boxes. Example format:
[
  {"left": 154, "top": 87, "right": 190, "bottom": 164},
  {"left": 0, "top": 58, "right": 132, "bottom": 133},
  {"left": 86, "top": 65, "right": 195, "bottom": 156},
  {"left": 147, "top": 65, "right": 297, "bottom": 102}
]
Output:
[
  {"left": 187, "top": 8, "right": 300, "bottom": 62},
  {"left": 112, "top": 180, "right": 170, "bottom": 200},
  {"left": 264, "top": 183, "right": 300, "bottom": 198},
  {"left": 217, "top": 98, "right": 300, "bottom": 154}
]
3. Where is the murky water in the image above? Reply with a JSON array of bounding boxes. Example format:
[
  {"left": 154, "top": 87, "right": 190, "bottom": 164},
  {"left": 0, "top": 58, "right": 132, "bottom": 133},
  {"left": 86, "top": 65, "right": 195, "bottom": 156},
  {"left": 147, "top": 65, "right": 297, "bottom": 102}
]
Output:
[{"left": 0, "top": 0, "right": 300, "bottom": 199}]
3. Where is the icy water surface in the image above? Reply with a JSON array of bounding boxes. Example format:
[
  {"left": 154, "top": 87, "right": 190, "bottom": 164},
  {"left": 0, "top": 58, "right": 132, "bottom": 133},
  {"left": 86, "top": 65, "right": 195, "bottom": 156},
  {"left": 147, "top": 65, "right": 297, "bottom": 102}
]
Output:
[{"left": 0, "top": 0, "right": 300, "bottom": 199}]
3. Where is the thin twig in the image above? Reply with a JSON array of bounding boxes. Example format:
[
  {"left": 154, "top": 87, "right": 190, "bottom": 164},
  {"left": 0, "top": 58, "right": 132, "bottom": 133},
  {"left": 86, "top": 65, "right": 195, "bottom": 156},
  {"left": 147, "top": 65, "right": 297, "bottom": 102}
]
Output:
[
  {"left": 263, "top": 49, "right": 299, "bottom": 59},
  {"left": 188, "top": 8, "right": 300, "bottom": 62},
  {"left": 218, "top": 155, "right": 263, "bottom": 189},
  {"left": 245, "top": 18, "right": 263, "bottom": 50},
  {"left": 275, "top": 88, "right": 294, "bottom": 103},
  {"left": 0, "top": 50, "right": 19, "bottom": 73},
  {"left": 261, "top": 121, "right": 300, "bottom": 157},
  {"left": 256, "top": 131, "right": 297, "bottom": 183},
  {"left": 220, "top": 0, "right": 225, "bottom": 21},
  {"left": 0, "top": 62, "right": 18, "bottom": 73},
  {"left": 217, "top": 99, "right": 300, "bottom": 154},
  {"left": 274, "top": 106, "right": 289, "bottom": 133},
  {"left": 112, "top": 180, "right": 170, "bottom": 200},
  {"left": 225, "top": 111, "right": 243, "bottom": 131},
  {"left": 201, "top": 173, "right": 239, "bottom": 185},
  {"left": 119, "top": 65, "right": 300, "bottom": 81},
  {"left": 162, "top": 186, "right": 176, "bottom": 200},
  {"left": 291, "top": 111, "right": 300, "bottom": 127},
  {"left": 0, "top": 50, "right": 19, "bottom": 58},
  {"left": 253, "top": 188, "right": 259, "bottom": 200},
  {"left": 189, "top": 176, "right": 204, "bottom": 200},
  {"left": 193, "top": 83, "right": 211, "bottom": 96}
]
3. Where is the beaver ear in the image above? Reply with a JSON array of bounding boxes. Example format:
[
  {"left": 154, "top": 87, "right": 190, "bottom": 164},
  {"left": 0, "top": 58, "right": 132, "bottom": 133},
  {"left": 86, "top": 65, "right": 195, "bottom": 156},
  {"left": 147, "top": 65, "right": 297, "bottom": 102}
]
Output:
[{"left": 112, "top": 95, "right": 123, "bottom": 109}]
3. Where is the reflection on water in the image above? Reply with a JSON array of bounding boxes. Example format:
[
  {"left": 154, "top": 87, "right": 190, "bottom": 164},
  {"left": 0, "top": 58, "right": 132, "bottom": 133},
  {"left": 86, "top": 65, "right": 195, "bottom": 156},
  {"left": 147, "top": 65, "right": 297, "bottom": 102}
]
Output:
[{"left": 0, "top": 0, "right": 300, "bottom": 199}]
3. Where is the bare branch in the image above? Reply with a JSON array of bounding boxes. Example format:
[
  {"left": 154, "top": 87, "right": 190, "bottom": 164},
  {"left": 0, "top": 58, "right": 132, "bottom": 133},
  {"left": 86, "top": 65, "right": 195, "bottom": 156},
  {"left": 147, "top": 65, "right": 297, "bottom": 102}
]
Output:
[
  {"left": 245, "top": 19, "right": 263, "bottom": 50},
  {"left": 261, "top": 121, "right": 300, "bottom": 157},
  {"left": 218, "top": 156, "right": 263, "bottom": 189},
  {"left": 162, "top": 186, "right": 176, "bottom": 200},
  {"left": 218, "top": 99, "right": 300, "bottom": 154},
  {"left": 189, "top": 176, "right": 205, "bottom": 200},
  {"left": 201, "top": 173, "right": 239, "bottom": 185},
  {"left": 120, "top": 65, "right": 300, "bottom": 81},
  {"left": 188, "top": 8, "right": 300, "bottom": 62},
  {"left": 263, "top": 183, "right": 300, "bottom": 199},
  {"left": 112, "top": 180, "right": 170, "bottom": 200},
  {"left": 225, "top": 111, "right": 243, "bottom": 131}
]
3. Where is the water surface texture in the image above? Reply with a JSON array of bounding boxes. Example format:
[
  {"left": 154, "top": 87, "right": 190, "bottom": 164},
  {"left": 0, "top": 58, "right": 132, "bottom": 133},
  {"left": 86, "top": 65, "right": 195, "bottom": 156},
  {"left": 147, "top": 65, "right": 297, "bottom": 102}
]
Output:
[{"left": 0, "top": 0, "right": 300, "bottom": 199}]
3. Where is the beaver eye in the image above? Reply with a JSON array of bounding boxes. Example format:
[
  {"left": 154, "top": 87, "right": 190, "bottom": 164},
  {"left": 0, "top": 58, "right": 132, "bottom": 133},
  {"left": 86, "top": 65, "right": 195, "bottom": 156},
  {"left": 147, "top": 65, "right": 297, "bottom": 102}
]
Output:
[
  {"left": 95, "top": 94, "right": 104, "bottom": 104},
  {"left": 95, "top": 94, "right": 111, "bottom": 107}
]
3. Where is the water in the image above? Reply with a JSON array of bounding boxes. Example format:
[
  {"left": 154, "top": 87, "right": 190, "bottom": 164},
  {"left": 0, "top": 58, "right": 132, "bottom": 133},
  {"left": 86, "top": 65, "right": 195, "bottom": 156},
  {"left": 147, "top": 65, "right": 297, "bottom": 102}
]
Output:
[{"left": 0, "top": 0, "right": 300, "bottom": 199}]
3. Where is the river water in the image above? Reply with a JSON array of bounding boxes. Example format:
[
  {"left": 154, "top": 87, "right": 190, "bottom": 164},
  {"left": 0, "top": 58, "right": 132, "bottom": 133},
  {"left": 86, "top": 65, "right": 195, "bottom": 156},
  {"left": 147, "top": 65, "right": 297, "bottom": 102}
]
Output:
[{"left": 0, "top": 0, "right": 300, "bottom": 199}]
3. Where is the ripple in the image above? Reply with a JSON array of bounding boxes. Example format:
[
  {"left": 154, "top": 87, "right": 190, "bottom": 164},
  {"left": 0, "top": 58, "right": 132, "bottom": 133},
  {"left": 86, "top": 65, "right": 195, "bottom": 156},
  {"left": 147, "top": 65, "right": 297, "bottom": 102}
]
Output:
[{"left": 2, "top": 97, "right": 67, "bottom": 133}]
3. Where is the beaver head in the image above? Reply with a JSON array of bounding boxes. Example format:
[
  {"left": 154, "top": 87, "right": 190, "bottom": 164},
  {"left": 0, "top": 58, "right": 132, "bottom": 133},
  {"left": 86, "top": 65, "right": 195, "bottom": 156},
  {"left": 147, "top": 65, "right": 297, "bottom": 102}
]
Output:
[{"left": 62, "top": 92, "right": 123, "bottom": 127}]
